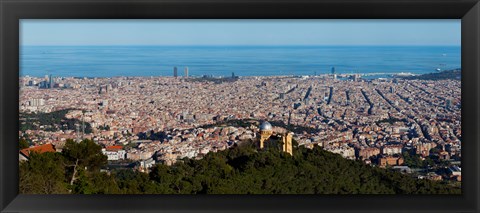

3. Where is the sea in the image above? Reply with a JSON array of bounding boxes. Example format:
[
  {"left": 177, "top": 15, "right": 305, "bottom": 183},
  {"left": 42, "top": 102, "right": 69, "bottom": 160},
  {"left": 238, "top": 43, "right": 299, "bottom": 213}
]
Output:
[{"left": 20, "top": 45, "right": 461, "bottom": 78}]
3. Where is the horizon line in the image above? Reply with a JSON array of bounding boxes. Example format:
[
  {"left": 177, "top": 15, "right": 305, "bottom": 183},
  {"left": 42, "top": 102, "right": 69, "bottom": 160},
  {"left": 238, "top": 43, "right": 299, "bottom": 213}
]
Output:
[
  {"left": 20, "top": 44, "right": 462, "bottom": 47},
  {"left": 19, "top": 69, "right": 461, "bottom": 78}
]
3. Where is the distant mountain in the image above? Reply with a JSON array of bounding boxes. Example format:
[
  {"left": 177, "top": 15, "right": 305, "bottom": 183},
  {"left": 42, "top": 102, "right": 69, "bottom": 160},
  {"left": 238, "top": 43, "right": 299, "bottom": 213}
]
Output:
[{"left": 402, "top": 69, "right": 461, "bottom": 80}]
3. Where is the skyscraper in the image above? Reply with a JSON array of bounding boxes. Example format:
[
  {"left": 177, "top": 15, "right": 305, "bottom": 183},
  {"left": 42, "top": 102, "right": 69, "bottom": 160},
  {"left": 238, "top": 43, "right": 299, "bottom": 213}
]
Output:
[
  {"left": 48, "top": 74, "right": 53, "bottom": 88},
  {"left": 331, "top": 67, "right": 336, "bottom": 75},
  {"left": 184, "top": 67, "right": 189, "bottom": 78},
  {"left": 173, "top": 67, "right": 178, "bottom": 78}
]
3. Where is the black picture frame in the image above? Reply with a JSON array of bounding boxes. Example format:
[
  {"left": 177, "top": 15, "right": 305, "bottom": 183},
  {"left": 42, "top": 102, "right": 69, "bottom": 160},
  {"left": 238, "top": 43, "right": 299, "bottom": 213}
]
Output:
[{"left": 1, "top": 0, "right": 479, "bottom": 212}]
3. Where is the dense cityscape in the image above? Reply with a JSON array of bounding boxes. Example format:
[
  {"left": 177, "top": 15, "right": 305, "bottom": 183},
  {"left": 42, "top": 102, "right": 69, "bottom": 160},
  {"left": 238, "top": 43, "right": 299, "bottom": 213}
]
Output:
[{"left": 19, "top": 69, "right": 462, "bottom": 187}]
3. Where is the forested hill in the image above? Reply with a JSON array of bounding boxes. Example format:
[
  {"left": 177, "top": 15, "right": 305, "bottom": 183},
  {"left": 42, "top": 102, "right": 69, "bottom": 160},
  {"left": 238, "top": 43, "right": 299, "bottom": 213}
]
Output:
[
  {"left": 20, "top": 109, "right": 92, "bottom": 133},
  {"left": 142, "top": 142, "right": 459, "bottom": 194},
  {"left": 402, "top": 69, "right": 461, "bottom": 80},
  {"left": 20, "top": 139, "right": 460, "bottom": 194}
]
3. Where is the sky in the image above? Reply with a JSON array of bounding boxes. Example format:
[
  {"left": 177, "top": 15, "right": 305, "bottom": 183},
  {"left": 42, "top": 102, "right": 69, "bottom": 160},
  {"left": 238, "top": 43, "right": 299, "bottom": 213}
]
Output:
[{"left": 20, "top": 19, "right": 461, "bottom": 46}]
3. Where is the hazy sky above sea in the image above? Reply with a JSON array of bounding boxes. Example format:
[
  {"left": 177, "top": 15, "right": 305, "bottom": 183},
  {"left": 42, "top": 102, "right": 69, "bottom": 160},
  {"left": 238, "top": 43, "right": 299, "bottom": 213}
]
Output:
[{"left": 20, "top": 19, "right": 461, "bottom": 46}]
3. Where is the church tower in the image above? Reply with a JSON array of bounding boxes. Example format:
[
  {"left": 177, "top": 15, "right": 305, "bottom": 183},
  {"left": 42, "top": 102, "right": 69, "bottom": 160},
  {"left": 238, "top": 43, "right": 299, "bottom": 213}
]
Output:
[
  {"left": 259, "top": 121, "right": 273, "bottom": 149},
  {"left": 282, "top": 132, "right": 294, "bottom": 155}
]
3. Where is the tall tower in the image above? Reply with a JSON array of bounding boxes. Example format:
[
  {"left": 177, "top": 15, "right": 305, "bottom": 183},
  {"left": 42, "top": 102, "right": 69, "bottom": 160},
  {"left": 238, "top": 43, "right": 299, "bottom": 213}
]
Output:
[
  {"left": 48, "top": 74, "right": 53, "bottom": 88},
  {"left": 282, "top": 132, "right": 294, "bottom": 155},
  {"left": 331, "top": 67, "right": 335, "bottom": 75},
  {"left": 75, "top": 123, "right": 81, "bottom": 142},
  {"left": 81, "top": 112, "right": 85, "bottom": 138},
  {"left": 173, "top": 67, "right": 178, "bottom": 78},
  {"left": 184, "top": 67, "right": 189, "bottom": 78},
  {"left": 259, "top": 121, "right": 273, "bottom": 149}
]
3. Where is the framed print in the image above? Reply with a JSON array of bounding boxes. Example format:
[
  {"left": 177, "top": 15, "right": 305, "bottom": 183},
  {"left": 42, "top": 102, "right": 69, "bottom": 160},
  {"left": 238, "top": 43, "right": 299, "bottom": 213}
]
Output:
[{"left": 1, "top": 0, "right": 479, "bottom": 212}]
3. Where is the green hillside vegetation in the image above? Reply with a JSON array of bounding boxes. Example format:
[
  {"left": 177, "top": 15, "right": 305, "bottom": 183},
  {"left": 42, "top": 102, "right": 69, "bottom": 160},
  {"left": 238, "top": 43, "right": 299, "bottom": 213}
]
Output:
[
  {"left": 20, "top": 109, "right": 92, "bottom": 133},
  {"left": 20, "top": 139, "right": 460, "bottom": 194}
]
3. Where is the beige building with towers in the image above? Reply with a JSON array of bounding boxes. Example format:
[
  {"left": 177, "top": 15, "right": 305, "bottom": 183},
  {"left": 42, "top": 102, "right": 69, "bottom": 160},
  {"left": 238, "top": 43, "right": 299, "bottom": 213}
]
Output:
[{"left": 259, "top": 121, "right": 293, "bottom": 155}]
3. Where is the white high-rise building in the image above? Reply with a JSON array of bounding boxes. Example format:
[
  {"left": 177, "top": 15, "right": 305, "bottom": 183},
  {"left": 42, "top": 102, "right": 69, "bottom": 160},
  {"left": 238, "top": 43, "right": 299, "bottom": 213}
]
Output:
[{"left": 184, "top": 67, "right": 189, "bottom": 77}]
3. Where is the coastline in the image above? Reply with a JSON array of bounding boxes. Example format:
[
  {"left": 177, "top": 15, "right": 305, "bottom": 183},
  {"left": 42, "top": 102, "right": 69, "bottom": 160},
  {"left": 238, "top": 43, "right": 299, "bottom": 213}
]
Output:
[{"left": 19, "top": 69, "right": 460, "bottom": 80}]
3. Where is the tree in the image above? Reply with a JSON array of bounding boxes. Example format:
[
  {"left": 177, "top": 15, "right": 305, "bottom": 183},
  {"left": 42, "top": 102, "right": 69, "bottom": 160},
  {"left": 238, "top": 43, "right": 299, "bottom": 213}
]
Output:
[
  {"left": 19, "top": 136, "right": 460, "bottom": 195},
  {"left": 19, "top": 152, "right": 68, "bottom": 194},
  {"left": 402, "top": 151, "right": 423, "bottom": 168},
  {"left": 115, "top": 169, "right": 154, "bottom": 194},
  {"left": 19, "top": 138, "right": 30, "bottom": 150},
  {"left": 62, "top": 139, "right": 107, "bottom": 187},
  {"left": 70, "top": 170, "right": 121, "bottom": 194}
]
